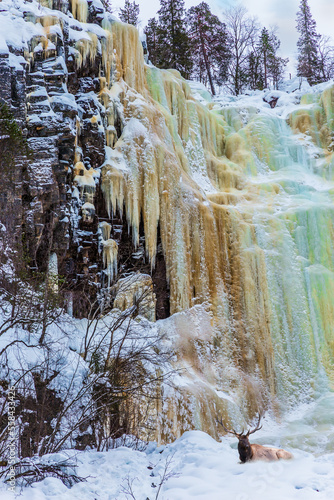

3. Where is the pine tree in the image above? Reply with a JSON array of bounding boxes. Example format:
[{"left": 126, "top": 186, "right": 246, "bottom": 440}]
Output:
[
  {"left": 257, "top": 28, "right": 274, "bottom": 89},
  {"left": 187, "top": 2, "right": 230, "bottom": 95},
  {"left": 119, "top": 0, "right": 140, "bottom": 26},
  {"left": 156, "top": 0, "right": 192, "bottom": 79},
  {"left": 0, "top": 101, "right": 29, "bottom": 179},
  {"left": 255, "top": 28, "right": 288, "bottom": 90},
  {"left": 247, "top": 51, "right": 263, "bottom": 90},
  {"left": 145, "top": 18, "right": 159, "bottom": 66},
  {"left": 296, "top": 0, "right": 320, "bottom": 85},
  {"left": 101, "top": 0, "right": 113, "bottom": 14}
]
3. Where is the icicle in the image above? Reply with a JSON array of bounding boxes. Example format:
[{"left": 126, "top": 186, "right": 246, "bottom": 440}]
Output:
[
  {"left": 103, "top": 239, "right": 118, "bottom": 288},
  {"left": 73, "top": 162, "right": 97, "bottom": 204},
  {"left": 99, "top": 221, "right": 112, "bottom": 241},
  {"left": 101, "top": 31, "right": 113, "bottom": 87},
  {"left": 70, "top": 0, "right": 88, "bottom": 23},
  {"left": 65, "top": 292, "right": 73, "bottom": 317},
  {"left": 39, "top": 0, "right": 53, "bottom": 7},
  {"left": 38, "top": 15, "right": 60, "bottom": 29},
  {"left": 75, "top": 33, "right": 99, "bottom": 70},
  {"left": 81, "top": 202, "right": 95, "bottom": 223}
]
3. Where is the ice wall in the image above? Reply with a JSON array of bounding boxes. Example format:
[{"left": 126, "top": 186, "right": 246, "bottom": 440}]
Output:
[{"left": 100, "top": 58, "right": 334, "bottom": 432}]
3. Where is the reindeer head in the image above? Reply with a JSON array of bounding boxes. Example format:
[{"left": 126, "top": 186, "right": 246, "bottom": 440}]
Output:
[{"left": 217, "top": 414, "right": 263, "bottom": 463}]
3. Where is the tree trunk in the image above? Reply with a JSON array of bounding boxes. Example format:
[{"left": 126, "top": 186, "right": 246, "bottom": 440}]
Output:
[
  {"left": 264, "top": 52, "right": 267, "bottom": 88},
  {"left": 200, "top": 36, "right": 215, "bottom": 95}
]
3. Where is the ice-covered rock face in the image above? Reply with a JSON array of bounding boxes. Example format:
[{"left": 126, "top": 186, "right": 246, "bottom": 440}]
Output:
[{"left": 1, "top": 0, "right": 334, "bottom": 440}]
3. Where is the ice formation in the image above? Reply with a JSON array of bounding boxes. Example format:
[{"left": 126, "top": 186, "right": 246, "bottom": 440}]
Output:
[
  {"left": 113, "top": 273, "right": 156, "bottom": 322},
  {"left": 1, "top": 0, "right": 334, "bottom": 437},
  {"left": 102, "top": 238, "right": 118, "bottom": 287}
]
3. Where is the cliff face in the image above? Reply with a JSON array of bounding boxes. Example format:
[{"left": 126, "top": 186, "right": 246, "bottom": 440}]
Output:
[{"left": 1, "top": 0, "right": 334, "bottom": 440}]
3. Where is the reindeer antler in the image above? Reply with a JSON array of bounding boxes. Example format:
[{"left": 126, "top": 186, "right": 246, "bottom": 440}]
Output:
[
  {"left": 216, "top": 417, "right": 243, "bottom": 437},
  {"left": 246, "top": 412, "right": 263, "bottom": 436}
]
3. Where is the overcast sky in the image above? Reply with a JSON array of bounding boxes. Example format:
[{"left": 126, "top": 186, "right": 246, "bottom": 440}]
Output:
[{"left": 112, "top": 0, "right": 334, "bottom": 76}]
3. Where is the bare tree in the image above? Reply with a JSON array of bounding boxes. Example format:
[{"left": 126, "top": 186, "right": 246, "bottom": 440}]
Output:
[
  {"left": 0, "top": 273, "right": 173, "bottom": 464},
  {"left": 121, "top": 451, "right": 179, "bottom": 500},
  {"left": 318, "top": 35, "right": 334, "bottom": 82},
  {"left": 224, "top": 5, "right": 260, "bottom": 95}
]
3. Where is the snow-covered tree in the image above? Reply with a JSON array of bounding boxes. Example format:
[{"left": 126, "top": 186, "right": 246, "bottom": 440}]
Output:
[
  {"left": 119, "top": 0, "right": 140, "bottom": 26},
  {"left": 296, "top": 0, "right": 320, "bottom": 85},
  {"left": 156, "top": 0, "right": 192, "bottom": 79},
  {"left": 187, "top": 2, "right": 230, "bottom": 95},
  {"left": 145, "top": 18, "right": 159, "bottom": 66}
]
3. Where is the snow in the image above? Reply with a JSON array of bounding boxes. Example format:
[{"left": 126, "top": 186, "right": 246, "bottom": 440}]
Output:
[
  {"left": 0, "top": 7, "right": 44, "bottom": 52},
  {"left": 1, "top": 423, "right": 334, "bottom": 499},
  {"left": 68, "top": 27, "right": 91, "bottom": 43}
]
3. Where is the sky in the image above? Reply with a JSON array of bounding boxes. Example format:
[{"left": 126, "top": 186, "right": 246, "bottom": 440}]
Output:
[{"left": 111, "top": 0, "right": 334, "bottom": 76}]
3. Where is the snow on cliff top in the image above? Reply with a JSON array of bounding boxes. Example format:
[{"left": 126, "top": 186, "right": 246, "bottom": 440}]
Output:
[
  {"left": 1, "top": 0, "right": 333, "bottom": 121},
  {"left": 212, "top": 76, "right": 334, "bottom": 120},
  {"left": 0, "top": 0, "right": 117, "bottom": 55}
]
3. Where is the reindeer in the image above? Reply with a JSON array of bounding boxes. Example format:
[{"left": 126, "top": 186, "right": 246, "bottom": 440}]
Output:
[{"left": 217, "top": 414, "right": 293, "bottom": 463}]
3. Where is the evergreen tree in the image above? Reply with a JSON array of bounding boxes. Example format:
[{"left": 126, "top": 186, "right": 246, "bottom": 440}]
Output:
[
  {"left": 246, "top": 51, "right": 263, "bottom": 90},
  {"left": 156, "top": 0, "right": 192, "bottom": 79},
  {"left": 187, "top": 2, "right": 230, "bottom": 95},
  {"left": 255, "top": 28, "right": 288, "bottom": 90},
  {"left": 296, "top": 0, "right": 320, "bottom": 85},
  {"left": 257, "top": 28, "right": 274, "bottom": 89},
  {"left": 268, "top": 53, "right": 289, "bottom": 90},
  {"left": 145, "top": 18, "right": 159, "bottom": 66},
  {"left": 0, "top": 101, "right": 29, "bottom": 179},
  {"left": 119, "top": 0, "right": 139, "bottom": 26},
  {"left": 101, "top": 0, "right": 113, "bottom": 13}
]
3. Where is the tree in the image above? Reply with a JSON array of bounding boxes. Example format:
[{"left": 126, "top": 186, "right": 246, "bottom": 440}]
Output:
[
  {"left": 224, "top": 5, "right": 260, "bottom": 95},
  {"left": 269, "top": 53, "right": 289, "bottom": 90},
  {"left": 101, "top": 0, "right": 113, "bottom": 13},
  {"left": 0, "top": 101, "right": 28, "bottom": 180},
  {"left": 250, "top": 27, "right": 288, "bottom": 90},
  {"left": 0, "top": 102, "right": 30, "bottom": 258},
  {"left": 187, "top": 2, "right": 230, "bottom": 95},
  {"left": 156, "top": 0, "right": 192, "bottom": 79},
  {"left": 0, "top": 272, "right": 171, "bottom": 461},
  {"left": 258, "top": 28, "right": 273, "bottom": 89},
  {"left": 318, "top": 35, "right": 334, "bottom": 82},
  {"left": 119, "top": 0, "right": 140, "bottom": 26},
  {"left": 145, "top": 18, "right": 159, "bottom": 66},
  {"left": 296, "top": 0, "right": 321, "bottom": 85},
  {"left": 246, "top": 50, "right": 263, "bottom": 91}
]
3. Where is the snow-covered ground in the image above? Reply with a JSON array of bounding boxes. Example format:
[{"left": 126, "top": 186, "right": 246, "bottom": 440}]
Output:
[{"left": 1, "top": 393, "right": 334, "bottom": 499}]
